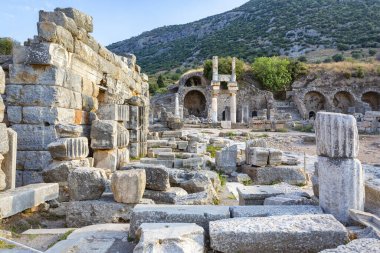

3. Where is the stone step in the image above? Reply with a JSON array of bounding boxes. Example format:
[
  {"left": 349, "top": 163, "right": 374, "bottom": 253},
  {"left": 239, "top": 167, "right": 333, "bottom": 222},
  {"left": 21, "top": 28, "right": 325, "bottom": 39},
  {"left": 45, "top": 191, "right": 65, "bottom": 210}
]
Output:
[
  {"left": 230, "top": 205, "right": 323, "bottom": 218},
  {"left": 0, "top": 183, "right": 59, "bottom": 218}
]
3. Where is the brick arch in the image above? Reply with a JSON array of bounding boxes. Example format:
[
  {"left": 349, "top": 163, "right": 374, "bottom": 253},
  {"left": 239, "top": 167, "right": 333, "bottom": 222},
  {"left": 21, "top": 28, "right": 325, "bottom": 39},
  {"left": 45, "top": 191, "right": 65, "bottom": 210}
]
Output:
[{"left": 183, "top": 90, "right": 207, "bottom": 118}]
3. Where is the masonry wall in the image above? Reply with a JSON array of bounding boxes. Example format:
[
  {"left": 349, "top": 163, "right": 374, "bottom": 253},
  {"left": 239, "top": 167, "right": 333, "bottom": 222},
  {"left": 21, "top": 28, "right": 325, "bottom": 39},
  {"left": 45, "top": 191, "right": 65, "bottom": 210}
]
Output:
[{"left": 5, "top": 8, "right": 149, "bottom": 185}]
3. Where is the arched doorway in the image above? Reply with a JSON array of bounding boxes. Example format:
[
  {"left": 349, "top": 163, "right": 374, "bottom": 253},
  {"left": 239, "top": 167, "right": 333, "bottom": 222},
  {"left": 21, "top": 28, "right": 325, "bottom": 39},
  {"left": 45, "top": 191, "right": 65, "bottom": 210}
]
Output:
[
  {"left": 304, "top": 91, "right": 326, "bottom": 116},
  {"left": 362, "top": 91, "right": 380, "bottom": 111},
  {"left": 184, "top": 90, "right": 206, "bottom": 117},
  {"left": 185, "top": 76, "right": 202, "bottom": 87},
  {"left": 333, "top": 91, "right": 355, "bottom": 114}
]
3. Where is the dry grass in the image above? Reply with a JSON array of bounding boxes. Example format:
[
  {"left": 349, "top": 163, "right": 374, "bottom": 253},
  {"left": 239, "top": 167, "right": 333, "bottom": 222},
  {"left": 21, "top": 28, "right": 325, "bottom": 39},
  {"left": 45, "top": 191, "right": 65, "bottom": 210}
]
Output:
[{"left": 308, "top": 61, "right": 380, "bottom": 74}]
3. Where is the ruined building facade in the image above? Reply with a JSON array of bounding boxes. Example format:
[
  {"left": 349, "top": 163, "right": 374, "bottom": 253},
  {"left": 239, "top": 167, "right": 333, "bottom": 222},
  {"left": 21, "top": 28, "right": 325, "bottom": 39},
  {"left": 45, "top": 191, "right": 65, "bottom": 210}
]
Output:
[{"left": 2, "top": 8, "right": 149, "bottom": 186}]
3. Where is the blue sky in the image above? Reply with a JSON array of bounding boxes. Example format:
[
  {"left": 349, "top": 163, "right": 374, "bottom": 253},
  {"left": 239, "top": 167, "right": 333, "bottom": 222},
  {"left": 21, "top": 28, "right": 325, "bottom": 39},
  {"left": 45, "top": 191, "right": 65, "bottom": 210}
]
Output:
[{"left": 1, "top": 0, "right": 248, "bottom": 45}]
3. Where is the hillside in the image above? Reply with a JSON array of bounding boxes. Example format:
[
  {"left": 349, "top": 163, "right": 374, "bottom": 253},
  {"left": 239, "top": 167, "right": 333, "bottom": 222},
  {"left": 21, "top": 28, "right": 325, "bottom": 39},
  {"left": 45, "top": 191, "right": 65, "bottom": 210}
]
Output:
[{"left": 108, "top": 0, "right": 380, "bottom": 74}]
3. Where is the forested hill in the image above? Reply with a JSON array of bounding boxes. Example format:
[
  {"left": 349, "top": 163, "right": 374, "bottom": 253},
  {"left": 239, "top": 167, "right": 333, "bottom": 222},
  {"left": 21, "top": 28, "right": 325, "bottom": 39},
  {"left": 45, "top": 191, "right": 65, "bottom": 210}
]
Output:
[{"left": 108, "top": 0, "right": 380, "bottom": 74}]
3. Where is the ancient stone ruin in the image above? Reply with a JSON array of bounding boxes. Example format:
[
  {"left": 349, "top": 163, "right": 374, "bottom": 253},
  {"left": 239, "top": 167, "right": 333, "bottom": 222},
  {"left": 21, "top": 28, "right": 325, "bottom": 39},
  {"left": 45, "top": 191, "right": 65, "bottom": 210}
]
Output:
[{"left": 0, "top": 7, "right": 379, "bottom": 253}]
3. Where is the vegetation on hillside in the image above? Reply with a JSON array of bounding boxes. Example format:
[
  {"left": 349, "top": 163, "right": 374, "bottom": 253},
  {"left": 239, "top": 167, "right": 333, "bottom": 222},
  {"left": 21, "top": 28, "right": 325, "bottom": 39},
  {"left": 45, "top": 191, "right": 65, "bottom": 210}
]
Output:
[
  {"left": 108, "top": 0, "right": 380, "bottom": 74},
  {"left": 203, "top": 57, "right": 245, "bottom": 80}
]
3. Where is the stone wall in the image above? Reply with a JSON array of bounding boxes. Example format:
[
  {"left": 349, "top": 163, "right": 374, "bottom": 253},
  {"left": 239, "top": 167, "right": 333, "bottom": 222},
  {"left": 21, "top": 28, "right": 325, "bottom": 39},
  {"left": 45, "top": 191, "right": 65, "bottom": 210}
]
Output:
[
  {"left": 292, "top": 72, "right": 380, "bottom": 119},
  {"left": 5, "top": 8, "right": 149, "bottom": 185}
]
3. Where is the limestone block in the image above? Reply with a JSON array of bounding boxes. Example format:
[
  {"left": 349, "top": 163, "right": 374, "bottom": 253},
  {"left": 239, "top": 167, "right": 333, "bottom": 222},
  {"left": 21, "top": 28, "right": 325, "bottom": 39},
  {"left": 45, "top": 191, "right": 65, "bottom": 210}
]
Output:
[
  {"left": 3, "top": 129, "right": 17, "bottom": 190},
  {"left": 140, "top": 158, "right": 173, "bottom": 168},
  {"left": 68, "top": 167, "right": 106, "bottom": 201},
  {"left": 0, "top": 167, "right": 5, "bottom": 191},
  {"left": 118, "top": 148, "right": 130, "bottom": 169},
  {"left": 320, "top": 238, "right": 380, "bottom": 253},
  {"left": 127, "top": 106, "right": 140, "bottom": 130},
  {"left": 111, "top": 170, "right": 146, "bottom": 204},
  {"left": 176, "top": 141, "right": 188, "bottom": 151},
  {"left": 242, "top": 165, "right": 307, "bottom": 185},
  {"left": 0, "top": 183, "right": 59, "bottom": 218},
  {"left": 318, "top": 156, "right": 365, "bottom": 224},
  {"left": 315, "top": 112, "right": 359, "bottom": 158},
  {"left": 148, "top": 148, "right": 172, "bottom": 158},
  {"left": 55, "top": 8, "right": 93, "bottom": 32},
  {"left": 117, "top": 124, "right": 129, "bottom": 148},
  {"left": 157, "top": 152, "right": 175, "bottom": 160},
  {"left": 97, "top": 104, "right": 129, "bottom": 122},
  {"left": 17, "top": 151, "right": 52, "bottom": 171},
  {"left": 221, "top": 121, "right": 232, "bottom": 129},
  {"left": 230, "top": 205, "right": 323, "bottom": 218},
  {"left": 82, "top": 95, "right": 98, "bottom": 111},
  {"left": 147, "top": 140, "right": 169, "bottom": 148},
  {"left": 39, "top": 10, "right": 79, "bottom": 36},
  {"left": 129, "top": 129, "right": 141, "bottom": 143},
  {"left": 94, "top": 149, "right": 117, "bottom": 172},
  {"left": 90, "top": 120, "right": 117, "bottom": 149},
  {"left": 22, "top": 107, "right": 74, "bottom": 125},
  {"left": 37, "top": 21, "right": 74, "bottom": 52},
  {"left": 25, "top": 43, "right": 69, "bottom": 67},
  {"left": 122, "top": 163, "right": 170, "bottom": 191},
  {"left": 7, "top": 106, "right": 22, "bottom": 124},
  {"left": 268, "top": 148, "right": 283, "bottom": 165},
  {"left": 134, "top": 223, "right": 205, "bottom": 253},
  {"left": 65, "top": 197, "right": 151, "bottom": 227},
  {"left": 55, "top": 124, "right": 82, "bottom": 138},
  {"left": 209, "top": 215, "right": 348, "bottom": 253},
  {"left": 250, "top": 147, "right": 269, "bottom": 167},
  {"left": 365, "top": 180, "right": 380, "bottom": 217},
  {"left": 48, "top": 137, "right": 89, "bottom": 160},
  {"left": 0, "top": 67, "right": 4, "bottom": 94},
  {"left": 42, "top": 159, "right": 90, "bottom": 183},
  {"left": 161, "top": 131, "right": 184, "bottom": 139},
  {"left": 237, "top": 185, "right": 285, "bottom": 205},
  {"left": 183, "top": 157, "right": 203, "bottom": 169},
  {"left": 174, "top": 191, "right": 215, "bottom": 205},
  {"left": 6, "top": 84, "right": 81, "bottom": 109},
  {"left": 129, "top": 204, "right": 231, "bottom": 237},
  {"left": 143, "top": 187, "right": 188, "bottom": 204},
  {"left": 0, "top": 97, "right": 4, "bottom": 122},
  {"left": 73, "top": 39, "right": 100, "bottom": 70},
  {"left": 215, "top": 145, "right": 237, "bottom": 174},
  {"left": 264, "top": 192, "right": 317, "bottom": 206},
  {"left": 0, "top": 123, "right": 9, "bottom": 155},
  {"left": 187, "top": 142, "right": 206, "bottom": 154},
  {"left": 129, "top": 142, "right": 140, "bottom": 159},
  {"left": 22, "top": 171, "right": 44, "bottom": 185}
]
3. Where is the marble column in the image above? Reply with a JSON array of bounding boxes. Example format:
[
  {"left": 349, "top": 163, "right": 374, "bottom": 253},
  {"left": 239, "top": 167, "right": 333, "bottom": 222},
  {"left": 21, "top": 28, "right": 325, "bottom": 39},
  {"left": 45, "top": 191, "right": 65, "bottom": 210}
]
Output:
[
  {"left": 211, "top": 92, "right": 218, "bottom": 123},
  {"left": 230, "top": 92, "right": 237, "bottom": 124},
  {"left": 231, "top": 57, "right": 237, "bottom": 82},
  {"left": 174, "top": 93, "right": 180, "bottom": 117},
  {"left": 212, "top": 56, "right": 219, "bottom": 82}
]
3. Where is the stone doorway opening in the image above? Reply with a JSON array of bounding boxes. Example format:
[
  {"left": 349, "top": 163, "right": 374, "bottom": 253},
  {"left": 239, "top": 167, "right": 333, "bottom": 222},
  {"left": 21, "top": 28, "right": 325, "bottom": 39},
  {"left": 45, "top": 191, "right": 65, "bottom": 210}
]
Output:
[
  {"left": 185, "top": 76, "right": 202, "bottom": 87},
  {"left": 333, "top": 91, "right": 355, "bottom": 114},
  {"left": 362, "top": 91, "right": 380, "bottom": 111},
  {"left": 184, "top": 90, "right": 206, "bottom": 117},
  {"left": 304, "top": 91, "right": 326, "bottom": 113}
]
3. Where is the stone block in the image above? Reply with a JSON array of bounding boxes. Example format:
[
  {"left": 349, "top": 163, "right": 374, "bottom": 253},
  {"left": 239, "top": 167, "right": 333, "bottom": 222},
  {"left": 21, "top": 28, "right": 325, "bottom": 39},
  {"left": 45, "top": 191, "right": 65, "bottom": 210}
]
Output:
[
  {"left": 39, "top": 10, "right": 79, "bottom": 36},
  {"left": 176, "top": 141, "right": 188, "bottom": 151},
  {"left": 0, "top": 167, "right": 5, "bottom": 191},
  {"left": 161, "top": 131, "right": 183, "bottom": 139},
  {"left": 318, "top": 156, "right": 365, "bottom": 224},
  {"left": 250, "top": 147, "right": 269, "bottom": 167},
  {"left": 320, "top": 238, "right": 380, "bottom": 253},
  {"left": 0, "top": 97, "right": 5, "bottom": 122},
  {"left": 25, "top": 42, "right": 70, "bottom": 67},
  {"left": 237, "top": 185, "right": 285, "bottom": 205},
  {"left": 129, "top": 129, "right": 141, "bottom": 143},
  {"left": 7, "top": 106, "right": 22, "bottom": 124},
  {"left": 183, "top": 157, "right": 203, "bottom": 169},
  {"left": 0, "top": 124, "right": 9, "bottom": 155},
  {"left": 97, "top": 104, "right": 129, "bottom": 122},
  {"left": 221, "top": 121, "right": 232, "bottom": 129},
  {"left": 122, "top": 163, "right": 170, "bottom": 191},
  {"left": 42, "top": 159, "right": 90, "bottom": 183},
  {"left": 216, "top": 145, "right": 237, "bottom": 174},
  {"left": 37, "top": 21, "right": 74, "bottom": 52},
  {"left": 117, "top": 148, "right": 130, "bottom": 168},
  {"left": 209, "top": 215, "right": 348, "bottom": 253},
  {"left": 65, "top": 196, "right": 152, "bottom": 227},
  {"left": 90, "top": 120, "right": 117, "bottom": 149},
  {"left": 242, "top": 165, "right": 307, "bottom": 185},
  {"left": 147, "top": 140, "right": 169, "bottom": 148},
  {"left": 0, "top": 183, "right": 59, "bottom": 218},
  {"left": 117, "top": 123, "right": 129, "bottom": 148},
  {"left": 315, "top": 112, "right": 359, "bottom": 158},
  {"left": 157, "top": 152, "right": 175, "bottom": 160},
  {"left": 21, "top": 170, "right": 44, "bottom": 185},
  {"left": 129, "top": 204, "right": 231, "bottom": 237},
  {"left": 55, "top": 8, "right": 93, "bottom": 32},
  {"left": 55, "top": 124, "right": 82, "bottom": 138},
  {"left": 2, "top": 129, "right": 17, "bottom": 190},
  {"left": 68, "top": 167, "right": 106, "bottom": 201},
  {"left": 268, "top": 148, "right": 283, "bottom": 165},
  {"left": 365, "top": 180, "right": 380, "bottom": 217},
  {"left": 17, "top": 151, "right": 53, "bottom": 171},
  {"left": 111, "top": 170, "right": 146, "bottom": 204},
  {"left": 143, "top": 187, "right": 188, "bottom": 204},
  {"left": 94, "top": 149, "right": 117, "bottom": 172},
  {"left": 0, "top": 67, "right": 4, "bottom": 94},
  {"left": 140, "top": 158, "right": 174, "bottom": 168},
  {"left": 230, "top": 205, "right": 323, "bottom": 218},
  {"left": 48, "top": 137, "right": 89, "bottom": 160},
  {"left": 264, "top": 192, "right": 317, "bottom": 205},
  {"left": 187, "top": 142, "right": 206, "bottom": 154},
  {"left": 129, "top": 142, "right": 140, "bottom": 159},
  {"left": 127, "top": 106, "right": 140, "bottom": 129},
  {"left": 11, "top": 124, "right": 57, "bottom": 151},
  {"left": 134, "top": 223, "right": 205, "bottom": 253}
]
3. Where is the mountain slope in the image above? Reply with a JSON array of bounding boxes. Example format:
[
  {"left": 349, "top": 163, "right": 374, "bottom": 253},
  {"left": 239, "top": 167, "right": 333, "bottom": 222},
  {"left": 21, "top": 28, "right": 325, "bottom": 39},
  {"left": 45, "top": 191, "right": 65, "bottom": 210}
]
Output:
[{"left": 108, "top": 0, "right": 380, "bottom": 73}]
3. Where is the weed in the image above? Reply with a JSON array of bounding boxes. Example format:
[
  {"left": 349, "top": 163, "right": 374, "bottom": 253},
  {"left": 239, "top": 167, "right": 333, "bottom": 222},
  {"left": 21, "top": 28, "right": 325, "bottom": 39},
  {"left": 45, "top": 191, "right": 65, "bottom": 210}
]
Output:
[
  {"left": 276, "top": 128, "right": 288, "bottom": 133},
  {"left": 0, "top": 241, "right": 15, "bottom": 249},
  {"left": 242, "top": 179, "right": 253, "bottom": 186},
  {"left": 294, "top": 124, "right": 314, "bottom": 133},
  {"left": 218, "top": 173, "right": 227, "bottom": 187},
  {"left": 206, "top": 145, "right": 222, "bottom": 158},
  {"left": 228, "top": 194, "right": 236, "bottom": 200},
  {"left": 256, "top": 133, "right": 269, "bottom": 138},
  {"left": 47, "top": 229, "right": 74, "bottom": 249}
]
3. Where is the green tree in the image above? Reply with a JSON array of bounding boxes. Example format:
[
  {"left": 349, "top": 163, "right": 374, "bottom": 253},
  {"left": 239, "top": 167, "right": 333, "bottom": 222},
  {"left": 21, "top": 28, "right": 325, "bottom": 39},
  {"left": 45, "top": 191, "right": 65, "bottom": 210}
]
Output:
[
  {"left": 203, "top": 57, "right": 245, "bottom": 80},
  {"left": 157, "top": 75, "right": 165, "bottom": 88},
  {"left": 369, "top": 49, "right": 377, "bottom": 56},
  {"left": 0, "top": 38, "right": 13, "bottom": 55},
  {"left": 252, "top": 57, "right": 292, "bottom": 92}
]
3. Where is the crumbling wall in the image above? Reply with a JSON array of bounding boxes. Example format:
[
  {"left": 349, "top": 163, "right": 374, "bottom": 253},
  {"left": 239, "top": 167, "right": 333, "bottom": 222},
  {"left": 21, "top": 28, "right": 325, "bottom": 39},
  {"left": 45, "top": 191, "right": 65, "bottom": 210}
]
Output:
[{"left": 5, "top": 8, "right": 149, "bottom": 185}]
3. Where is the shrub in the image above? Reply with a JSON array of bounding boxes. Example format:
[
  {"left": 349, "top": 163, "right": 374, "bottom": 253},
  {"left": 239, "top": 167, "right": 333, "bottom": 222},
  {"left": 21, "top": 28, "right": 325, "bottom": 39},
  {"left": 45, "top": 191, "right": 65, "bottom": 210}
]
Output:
[
  {"left": 323, "top": 57, "right": 333, "bottom": 63},
  {"left": 332, "top": 54, "right": 345, "bottom": 62},
  {"left": 337, "top": 43, "right": 350, "bottom": 51},
  {"left": 353, "top": 67, "right": 365, "bottom": 78},
  {"left": 252, "top": 57, "right": 292, "bottom": 92},
  {"left": 298, "top": 56, "right": 307, "bottom": 62},
  {"left": 369, "top": 49, "right": 377, "bottom": 56},
  {"left": 203, "top": 57, "right": 245, "bottom": 80}
]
